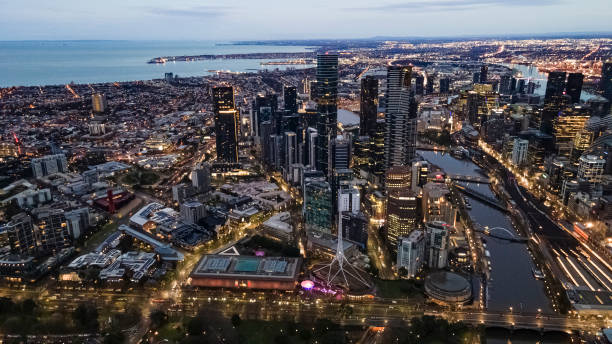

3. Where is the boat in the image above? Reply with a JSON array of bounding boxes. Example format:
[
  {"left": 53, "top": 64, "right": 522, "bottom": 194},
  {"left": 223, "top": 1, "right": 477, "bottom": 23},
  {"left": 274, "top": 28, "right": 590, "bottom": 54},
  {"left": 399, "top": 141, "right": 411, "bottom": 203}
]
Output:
[{"left": 532, "top": 269, "right": 544, "bottom": 279}]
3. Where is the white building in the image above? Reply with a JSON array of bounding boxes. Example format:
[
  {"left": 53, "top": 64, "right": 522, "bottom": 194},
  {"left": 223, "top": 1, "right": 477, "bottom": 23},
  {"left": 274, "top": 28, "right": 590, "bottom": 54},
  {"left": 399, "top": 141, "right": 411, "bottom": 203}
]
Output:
[
  {"left": 191, "top": 163, "right": 211, "bottom": 193},
  {"left": 426, "top": 221, "right": 450, "bottom": 269},
  {"left": 180, "top": 201, "right": 206, "bottom": 225},
  {"left": 578, "top": 154, "right": 605, "bottom": 186},
  {"left": 397, "top": 230, "right": 425, "bottom": 278},
  {"left": 338, "top": 186, "right": 360, "bottom": 214},
  {"left": 511, "top": 138, "right": 529, "bottom": 166},
  {"left": 31, "top": 154, "right": 68, "bottom": 178}
]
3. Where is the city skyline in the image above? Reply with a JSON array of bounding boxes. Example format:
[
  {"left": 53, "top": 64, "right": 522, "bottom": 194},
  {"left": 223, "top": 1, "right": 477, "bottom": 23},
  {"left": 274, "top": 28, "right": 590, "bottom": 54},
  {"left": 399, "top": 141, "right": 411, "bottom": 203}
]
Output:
[{"left": 1, "top": 0, "right": 611, "bottom": 40}]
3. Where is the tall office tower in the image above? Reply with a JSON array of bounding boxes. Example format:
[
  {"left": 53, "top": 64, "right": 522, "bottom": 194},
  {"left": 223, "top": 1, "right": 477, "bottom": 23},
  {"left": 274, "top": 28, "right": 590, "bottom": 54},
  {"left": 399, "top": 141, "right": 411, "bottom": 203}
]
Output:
[
  {"left": 338, "top": 185, "right": 360, "bottom": 214},
  {"left": 360, "top": 76, "right": 379, "bottom": 137},
  {"left": 544, "top": 71, "right": 567, "bottom": 103},
  {"left": 499, "top": 73, "right": 511, "bottom": 94},
  {"left": 253, "top": 94, "right": 278, "bottom": 137},
  {"left": 511, "top": 138, "right": 529, "bottom": 166},
  {"left": 439, "top": 77, "right": 450, "bottom": 94},
  {"left": 92, "top": 93, "right": 107, "bottom": 113},
  {"left": 304, "top": 179, "right": 333, "bottom": 234},
  {"left": 164, "top": 72, "right": 174, "bottom": 82},
  {"left": 385, "top": 166, "right": 411, "bottom": 192},
  {"left": 353, "top": 136, "right": 371, "bottom": 170},
  {"left": 578, "top": 154, "right": 605, "bottom": 188},
  {"left": 552, "top": 106, "right": 590, "bottom": 158},
  {"left": 315, "top": 53, "right": 339, "bottom": 176},
  {"left": 384, "top": 65, "right": 417, "bottom": 170},
  {"left": 269, "top": 134, "right": 284, "bottom": 170},
  {"left": 540, "top": 95, "right": 571, "bottom": 136},
  {"left": 510, "top": 77, "right": 517, "bottom": 93},
  {"left": 425, "top": 74, "right": 434, "bottom": 94},
  {"left": 213, "top": 86, "right": 239, "bottom": 163},
  {"left": 517, "top": 79, "right": 526, "bottom": 94},
  {"left": 260, "top": 121, "right": 275, "bottom": 163},
  {"left": 411, "top": 160, "right": 430, "bottom": 192},
  {"left": 191, "top": 163, "right": 211, "bottom": 193},
  {"left": 601, "top": 59, "right": 612, "bottom": 107},
  {"left": 386, "top": 188, "right": 418, "bottom": 250},
  {"left": 566, "top": 73, "right": 584, "bottom": 104},
  {"left": 283, "top": 86, "right": 298, "bottom": 114},
  {"left": 284, "top": 131, "right": 298, "bottom": 170},
  {"left": 331, "top": 136, "right": 351, "bottom": 171},
  {"left": 31, "top": 153, "right": 68, "bottom": 178},
  {"left": 341, "top": 212, "right": 368, "bottom": 250},
  {"left": 480, "top": 65, "right": 488, "bottom": 83},
  {"left": 472, "top": 72, "right": 481, "bottom": 84},
  {"left": 305, "top": 127, "right": 318, "bottom": 167},
  {"left": 415, "top": 74, "right": 424, "bottom": 96},
  {"left": 397, "top": 230, "right": 425, "bottom": 277},
  {"left": 422, "top": 182, "right": 456, "bottom": 226},
  {"left": 426, "top": 221, "right": 450, "bottom": 269},
  {"left": 180, "top": 201, "right": 207, "bottom": 225},
  {"left": 371, "top": 118, "right": 386, "bottom": 180},
  {"left": 526, "top": 81, "right": 536, "bottom": 94}
]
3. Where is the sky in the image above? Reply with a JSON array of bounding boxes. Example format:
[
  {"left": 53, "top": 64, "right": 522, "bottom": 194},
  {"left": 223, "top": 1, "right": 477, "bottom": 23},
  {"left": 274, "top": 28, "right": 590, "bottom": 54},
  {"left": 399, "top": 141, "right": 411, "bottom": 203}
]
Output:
[{"left": 1, "top": 0, "right": 611, "bottom": 40}]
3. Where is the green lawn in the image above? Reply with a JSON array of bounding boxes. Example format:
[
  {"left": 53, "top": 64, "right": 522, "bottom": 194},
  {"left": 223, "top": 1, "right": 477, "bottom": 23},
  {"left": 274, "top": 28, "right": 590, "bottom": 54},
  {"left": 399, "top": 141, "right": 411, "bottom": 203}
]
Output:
[
  {"left": 156, "top": 321, "right": 186, "bottom": 342},
  {"left": 238, "top": 320, "right": 309, "bottom": 344},
  {"left": 81, "top": 222, "right": 118, "bottom": 252},
  {"left": 375, "top": 278, "right": 425, "bottom": 299}
]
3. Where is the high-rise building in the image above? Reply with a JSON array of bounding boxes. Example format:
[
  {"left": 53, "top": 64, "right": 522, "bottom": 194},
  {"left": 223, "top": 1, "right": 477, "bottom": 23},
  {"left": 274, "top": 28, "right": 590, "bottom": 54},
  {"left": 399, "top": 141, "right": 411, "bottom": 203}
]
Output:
[
  {"left": 385, "top": 166, "right": 411, "bottom": 192},
  {"left": 341, "top": 212, "right": 368, "bottom": 250},
  {"left": 426, "top": 74, "right": 434, "bottom": 94},
  {"left": 338, "top": 185, "right": 360, "bottom": 216},
  {"left": 213, "top": 86, "right": 239, "bottom": 163},
  {"left": 304, "top": 180, "right": 333, "bottom": 234},
  {"left": 600, "top": 59, "right": 612, "bottom": 105},
  {"left": 552, "top": 107, "right": 590, "bottom": 158},
  {"left": 180, "top": 201, "right": 207, "bottom": 225},
  {"left": 411, "top": 160, "right": 430, "bottom": 192},
  {"left": 480, "top": 65, "right": 488, "bottom": 83},
  {"left": 92, "top": 93, "right": 107, "bottom": 113},
  {"left": 315, "top": 53, "right": 339, "bottom": 176},
  {"left": 544, "top": 71, "right": 567, "bottom": 103},
  {"left": 305, "top": 127, "right": 318, "bottom": 168},
  {"left": 371, "top": 118, "right": 386, "bottom": 180},
  {"left": 566, "top": 73, "right": 584, "bottom": 104},
  {"left": 283, "top": 86, "right": 298, "bottom": 114},
  {"left": 578, "top": 155, "right": 605, "bottom": 188},
  {"left": 360, "top": 76, "right": 379, "bottom": 137},
  {"left": 64, "top": 208, "right": 90, "bottom": 240},
  {"left": 385, "top": 66, "right": 417, "bottom": 169},
  {"left": 426, "top": 221, "right": 450, "bottom": 269},
  {"left": 331, "top": 136, "right": 351, "bottom": 171},
  {"left": 31, "top": 154, "right": 68, "bottom": 178},
  {"left": 284, "top": 131, "right": 298, "bottom": 170},
  {"left": 386, "top": 188, "right": 418, "bottom": 249},
  {"left": 191, "top": 163, "right": 211, "bottom": 193},
  {"left": 415, "top": 74, "right": 424, "bottom": 96},
  {"left": 253, "top": 94, "right": 278, "bottom": 137},
  {"left": 422, "top": 182, "right": 456, "bottom": 226},
  {"left": 353, "top": 136, "right": 371, "bottom": 170},
  {"left": 3, "top": 213, "right": 36, "bottom": 256},
  {"left": 511, "top": 138, "right": 529, "bottom": 166},
  {"left": 439, "top": 77, "right": 451, "bottom": 94},
  {"left": 499, "top": 74, "right": 511, "bottom": 94},
  {"left": 397, "top": 230, "right": 425, "bottom": 277}
]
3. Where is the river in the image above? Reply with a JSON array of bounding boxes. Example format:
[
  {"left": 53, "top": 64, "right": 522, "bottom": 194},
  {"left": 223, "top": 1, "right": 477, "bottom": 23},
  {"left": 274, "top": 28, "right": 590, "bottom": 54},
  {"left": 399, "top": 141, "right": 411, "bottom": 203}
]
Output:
[{"left": 419, "top": 150, "right": 552, "bottom": 313}]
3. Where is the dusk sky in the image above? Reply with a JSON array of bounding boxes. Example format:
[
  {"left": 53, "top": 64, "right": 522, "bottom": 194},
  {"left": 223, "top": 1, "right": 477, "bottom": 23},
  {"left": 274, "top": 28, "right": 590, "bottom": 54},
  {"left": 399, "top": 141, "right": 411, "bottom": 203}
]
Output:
[{"left": 1, "top": 0, "right": 611, "bottom": 40}]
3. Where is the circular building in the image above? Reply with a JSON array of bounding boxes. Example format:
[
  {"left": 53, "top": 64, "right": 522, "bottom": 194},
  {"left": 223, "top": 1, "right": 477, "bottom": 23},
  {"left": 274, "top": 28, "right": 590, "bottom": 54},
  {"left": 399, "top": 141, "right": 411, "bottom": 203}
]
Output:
[{"left": 425, "top": 271, "right": 472, "bottom": 305}]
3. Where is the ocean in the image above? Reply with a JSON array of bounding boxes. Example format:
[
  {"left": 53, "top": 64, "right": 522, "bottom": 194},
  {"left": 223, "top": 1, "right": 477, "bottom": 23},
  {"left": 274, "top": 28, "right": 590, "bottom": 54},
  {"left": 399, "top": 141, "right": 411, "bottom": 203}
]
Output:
[{"left": 0, "top": 40, "right": 314, "bottom": 87}]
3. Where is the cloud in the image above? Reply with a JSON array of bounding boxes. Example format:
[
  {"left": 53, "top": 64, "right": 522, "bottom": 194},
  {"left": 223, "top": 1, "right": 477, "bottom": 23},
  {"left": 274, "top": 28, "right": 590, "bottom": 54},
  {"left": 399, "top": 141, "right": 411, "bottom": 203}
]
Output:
[
  {"left": 145, "top": 5, "right": 232, "bottom": 18},
  {"left": 349, "top": 0, "right": 561, "bottom": 12}
]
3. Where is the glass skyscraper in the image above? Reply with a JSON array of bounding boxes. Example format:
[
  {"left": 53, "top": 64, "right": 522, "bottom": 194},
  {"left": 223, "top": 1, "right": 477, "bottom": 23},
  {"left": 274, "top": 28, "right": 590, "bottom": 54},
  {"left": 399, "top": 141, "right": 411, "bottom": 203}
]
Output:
[{"left": 315, "top": 53, "right": 338, "bottom": 176}]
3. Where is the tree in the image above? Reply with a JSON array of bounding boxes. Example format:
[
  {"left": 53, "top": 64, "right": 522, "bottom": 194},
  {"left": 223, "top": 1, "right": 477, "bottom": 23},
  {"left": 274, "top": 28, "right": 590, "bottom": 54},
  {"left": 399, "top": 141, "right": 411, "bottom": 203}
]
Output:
[
  {"left": 150, "top": 309, "right": 168, "bottom": 329},
  {"left": 20, "top": 299, "right": 37, "bottom": 316},
  {"left": 231, "top": 313, "right": 241, "bottom": 328},
  {"left": 73, "top": 303, "right": 99, "bottom": 332},
  {"left": 187, "top": 315, "right": 207, "bottom": 336}
]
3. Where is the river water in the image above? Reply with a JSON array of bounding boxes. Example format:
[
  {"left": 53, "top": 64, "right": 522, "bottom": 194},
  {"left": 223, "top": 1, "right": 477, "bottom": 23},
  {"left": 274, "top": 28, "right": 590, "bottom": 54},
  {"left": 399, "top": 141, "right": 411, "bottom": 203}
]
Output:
[{"left": 418, "top": 150, "right": 552, "bottom": 314}]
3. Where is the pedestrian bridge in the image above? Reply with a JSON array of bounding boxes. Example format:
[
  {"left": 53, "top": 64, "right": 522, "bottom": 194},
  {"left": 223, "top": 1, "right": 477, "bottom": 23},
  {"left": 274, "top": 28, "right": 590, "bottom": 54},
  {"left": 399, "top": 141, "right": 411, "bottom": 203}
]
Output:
[
  {"left": 453, "top": 184, "right": 508, "bottom": 212},
  {"left": 473, "top": 224, "right": 528, "bottom": 243},
  {"left": 447, "top": 173, "right": 490, "bottom": 184}
]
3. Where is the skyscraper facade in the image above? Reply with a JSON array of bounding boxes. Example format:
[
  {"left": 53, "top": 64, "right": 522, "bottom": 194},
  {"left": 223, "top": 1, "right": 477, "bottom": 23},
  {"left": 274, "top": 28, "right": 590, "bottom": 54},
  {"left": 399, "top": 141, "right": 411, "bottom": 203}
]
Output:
[
  {"left": 384, "top": 66, "right": 417, "bottom": 169},
  {"left": 213, "top": 86, "right": 239, "bottom": 163},
  {"left": 566, "top": 73, "right": 584, "bottom": 104},
  {"left": 544, "top": 71, "right": 567, "bottom": 103},
  {"left": 315, "top": 53, "right": 339, "bottom": 176},
  {"left": 600, "top": 59, "right": 612, "bottom": 108},
  {"left": 386, "top": 188, "right": 418, "bottom": 250},
  {"left": 360, "top": 76, "right": 379, "bottom": 137},
  {"left": 283, "top": 85, "right": 298, "bottom": 114}
]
